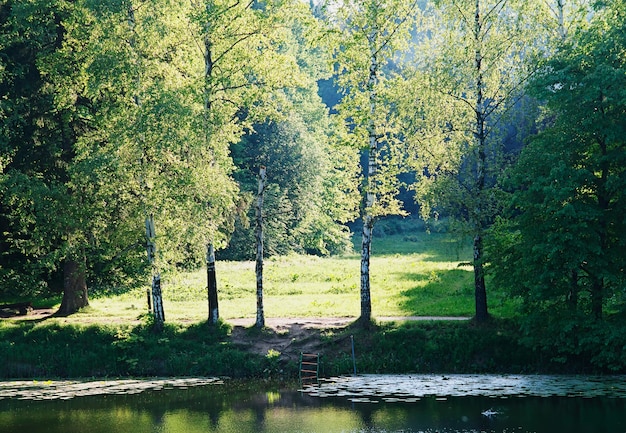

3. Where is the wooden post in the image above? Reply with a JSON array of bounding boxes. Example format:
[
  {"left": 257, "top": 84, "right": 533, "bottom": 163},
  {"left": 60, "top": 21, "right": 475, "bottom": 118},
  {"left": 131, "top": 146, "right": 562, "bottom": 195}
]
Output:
[{"left": 255, "top": 166, "right": 267, "bottom": 328}]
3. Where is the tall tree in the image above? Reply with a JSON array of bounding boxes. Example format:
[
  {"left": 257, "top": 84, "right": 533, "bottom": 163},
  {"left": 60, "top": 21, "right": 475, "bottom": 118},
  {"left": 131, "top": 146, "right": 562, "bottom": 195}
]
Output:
[
  {"left": 225, "top": 113, "right": 360, "bottom": 260},
  {"left": 489, "top": 0, "right": 626, "bottom": 321},
  {"left": 328, "top": 0, "right": 419, "bottom": 324},
  {"left": 406, "top": 0, "right": 545, "bottom": 322},
  {"left": 0, "top": 0, "right": 107, "bottom": 313},
  {"left": 190, "top": 0, "right": 328, "bottom": 323}
]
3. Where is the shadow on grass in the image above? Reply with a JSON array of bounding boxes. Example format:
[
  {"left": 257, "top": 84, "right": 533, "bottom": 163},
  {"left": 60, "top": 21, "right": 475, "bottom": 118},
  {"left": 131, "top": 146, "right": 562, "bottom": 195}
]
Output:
[
  {"left": 395, "top": 268, "right": 475, "bottom": 316},
  {"left": 371, "top": 233, "right": 471, "bottom": 262}
]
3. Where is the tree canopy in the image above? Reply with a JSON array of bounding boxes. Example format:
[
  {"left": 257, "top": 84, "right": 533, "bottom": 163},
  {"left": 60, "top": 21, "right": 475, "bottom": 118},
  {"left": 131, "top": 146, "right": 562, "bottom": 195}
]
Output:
[
  {"left": 0, "top": 0, "right": 624, "bottom": 340},
  {"left": 489, "top": 0, "right": 626, "bottom": 321}
]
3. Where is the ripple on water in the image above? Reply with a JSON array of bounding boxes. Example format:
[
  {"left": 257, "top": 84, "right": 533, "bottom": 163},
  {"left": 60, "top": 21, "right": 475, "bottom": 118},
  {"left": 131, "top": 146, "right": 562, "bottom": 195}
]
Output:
[
  {"left": 301, "top": 374, "right": 626, "bottom": 401},
  {"left": 0, "top": 377, "right": 222, "bottom": 401}
]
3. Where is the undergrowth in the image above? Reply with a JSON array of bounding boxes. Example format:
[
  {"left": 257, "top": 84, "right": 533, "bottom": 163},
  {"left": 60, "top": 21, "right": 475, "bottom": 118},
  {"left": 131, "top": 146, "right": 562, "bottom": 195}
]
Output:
[{"left": 0, "top": 319, "right": 271, "bottom": 378}]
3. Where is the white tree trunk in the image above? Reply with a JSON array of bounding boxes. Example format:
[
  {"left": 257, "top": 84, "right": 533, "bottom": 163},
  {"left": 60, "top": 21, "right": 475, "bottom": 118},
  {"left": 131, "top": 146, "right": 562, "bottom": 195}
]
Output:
[
  {"left": 145, "top": 214, "right": 165, "bottom": 330},
  {"left": 557, "top": 0, "right": 566, "bottom": 39},
  {"left": 129, "top": 5, "right": 165, "bottom": 329},
  {"left": 360, "top": 32, "right": 379, "bottom": 324},
  {"left": 255, "top": 166, "right": 267, "bottom": 328},
  {"left": 360, "top": 214, "right": 374, "bottom": 321}
]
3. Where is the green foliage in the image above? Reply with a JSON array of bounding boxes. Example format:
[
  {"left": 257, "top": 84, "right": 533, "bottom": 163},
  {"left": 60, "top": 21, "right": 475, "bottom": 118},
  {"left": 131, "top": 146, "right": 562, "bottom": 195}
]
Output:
[
  {"left": 221, "top": 5, "right": 360, "bottom": 260},
  {"left": 330, "top": 0, "right": 418, "bottom": 220},
  {"left": 0, "top": 0, "right": 140, "bottom": 301},
  {"left": 225, "top": 114, "right": 357, "bottom": 259},
  {"left": 407, "top": 0, "right": 542, "bottom": 223},
  {"left": 1, "top": 0, "right": 341, "bottom": 300},
  {"left": 516, "top": 311, "right": 626, "bottom": 373},
  {"left": 489, "top": 0, "right": 626, "bottom": 321},
  {"left": 0, "top": 318, "right": 270, "bottom": 378},
  {"left": 325, "top": 320, "right": 535, "bottom": 375}
]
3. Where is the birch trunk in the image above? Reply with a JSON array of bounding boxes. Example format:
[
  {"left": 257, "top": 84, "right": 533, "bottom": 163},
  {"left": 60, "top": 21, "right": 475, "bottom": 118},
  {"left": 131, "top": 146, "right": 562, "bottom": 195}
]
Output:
[
  {"left": 203, "top": 15, "right": 221, "bottom": 325},
  {"left": 359, "top": 31, "right": 379, "bottom": 324},
  {"left": 207, "top": 243, "right": 219, "bottom": 325},
  {"left": 472, "top": 0, "right": 489, "bottom": 322},
  {"left": 360, "top": 214, "right": 374, "bottom": 322},
  {"left": 146, "top": 214, "right": 165, "bottom": 330},
  {"left": 255, "top": 166, "right": 267, "bottom": 328},
  {"left": 556, "top": 0, "right": 566, "bottom": 39}
]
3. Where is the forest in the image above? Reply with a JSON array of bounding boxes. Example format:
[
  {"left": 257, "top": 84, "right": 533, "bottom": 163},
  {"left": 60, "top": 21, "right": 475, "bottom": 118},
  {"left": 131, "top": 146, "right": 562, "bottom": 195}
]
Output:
[{"left": 1, "top": 0, "right": 625, "bottom": 370}]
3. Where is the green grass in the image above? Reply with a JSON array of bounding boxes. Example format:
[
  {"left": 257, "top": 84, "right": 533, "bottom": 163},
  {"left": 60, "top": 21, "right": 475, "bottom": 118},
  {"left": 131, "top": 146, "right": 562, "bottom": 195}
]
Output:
[
  {"left": 52, "top": 229, "right": 516, "bottom": 324},
  {"left": 3, "top": 228, "right": 622, "bottom": 377}
]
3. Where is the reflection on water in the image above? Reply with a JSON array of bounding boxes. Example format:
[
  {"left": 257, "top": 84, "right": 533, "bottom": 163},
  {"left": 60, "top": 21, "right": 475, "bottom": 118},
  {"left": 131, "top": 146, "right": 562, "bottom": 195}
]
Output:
[{"left": 1, "top": 377, "right": 625, "bottom": 433}]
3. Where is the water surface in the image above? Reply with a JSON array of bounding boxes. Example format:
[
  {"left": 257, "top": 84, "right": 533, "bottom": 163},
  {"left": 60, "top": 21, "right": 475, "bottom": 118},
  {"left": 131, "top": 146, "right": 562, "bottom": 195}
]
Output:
[{"left": 1, "top": 375, "right": 625, "bottom": 433}]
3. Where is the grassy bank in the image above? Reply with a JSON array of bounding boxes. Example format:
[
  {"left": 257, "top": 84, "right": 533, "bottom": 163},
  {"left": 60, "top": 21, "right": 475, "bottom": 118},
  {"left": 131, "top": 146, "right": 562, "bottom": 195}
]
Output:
[
  {"left": 1, "top": 315, "right": 605, "bottom": 379},
  {"left": 0, "top": 319, "right": 265, "bottom": 378}
]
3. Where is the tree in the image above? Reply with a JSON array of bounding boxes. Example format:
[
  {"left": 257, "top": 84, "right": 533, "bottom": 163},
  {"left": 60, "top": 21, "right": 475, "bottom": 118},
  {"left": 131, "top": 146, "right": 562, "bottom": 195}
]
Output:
[
  {"left": 191, "top": 0, "right": 334, "bottom": 323},
  {"left": 328, "top": 0, "right": 419, "bottom": 323},
  {"left": 406, "top": 0, "right": 546, "bottom": 322},
  {"left": 225, "top": 112, "right": 359, "bottom": 260},
  {"left": 489, "top": 0, "right": 626, "bottom": 321},
  {"left": 0, "top": 0, "right": 243, "bottom": 323},
  {"left": 0, "top": 0, "right": 108, "bottom": 313}
]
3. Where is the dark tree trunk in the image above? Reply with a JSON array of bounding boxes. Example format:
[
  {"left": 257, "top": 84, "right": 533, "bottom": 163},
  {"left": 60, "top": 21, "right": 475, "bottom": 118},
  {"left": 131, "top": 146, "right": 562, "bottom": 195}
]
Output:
[
  {"left": 472, "top": 0, "right": 489, "bottom": 323},
  {"left": 207, "top": 243, "right": 219, "bottom": 325},
  {"left": 591, "top": 277, "right": 603, "bottom": 321},
  {"left": 255, "top": 166, "right": 266, "bottom": 328},
  {"left": 567, "top": 269, "right": 579, "bottom": 311},
  {"left": 57, "top": 256, "right": 89, "bottom": 316},
  {"left": 473, "top": 233, "right": 488, "bottom": 322}
]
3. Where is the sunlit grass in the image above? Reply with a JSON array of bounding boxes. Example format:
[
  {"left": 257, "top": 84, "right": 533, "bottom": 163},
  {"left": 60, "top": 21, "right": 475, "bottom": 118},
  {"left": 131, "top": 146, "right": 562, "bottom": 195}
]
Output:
[{"left": 45, "top": 229, "right": 517, "bottom": 325}]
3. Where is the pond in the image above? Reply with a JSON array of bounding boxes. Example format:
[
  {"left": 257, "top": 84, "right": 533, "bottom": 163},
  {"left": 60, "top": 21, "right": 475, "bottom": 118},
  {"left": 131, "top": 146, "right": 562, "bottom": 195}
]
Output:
[{"left": 1, "top": 375, "right": 625, "bottom": 433}]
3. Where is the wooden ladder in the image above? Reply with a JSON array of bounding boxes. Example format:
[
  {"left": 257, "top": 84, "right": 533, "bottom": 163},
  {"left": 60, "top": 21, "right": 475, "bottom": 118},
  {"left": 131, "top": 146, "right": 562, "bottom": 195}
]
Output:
[{"left": 299, "top": 353, "right": 320, "bottom": 384}]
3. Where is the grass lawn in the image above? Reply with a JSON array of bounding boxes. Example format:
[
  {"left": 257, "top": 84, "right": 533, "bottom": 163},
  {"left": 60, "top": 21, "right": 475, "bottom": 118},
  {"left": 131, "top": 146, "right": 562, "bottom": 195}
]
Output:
[{"left": 67, "top": 229, "right": 516, "bottom": 325}]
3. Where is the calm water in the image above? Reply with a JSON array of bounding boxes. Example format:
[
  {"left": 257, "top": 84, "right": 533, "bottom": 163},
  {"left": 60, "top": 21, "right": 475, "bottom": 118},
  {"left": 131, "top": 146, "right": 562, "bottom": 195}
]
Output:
[{"left": 1, "top": 376, "right": 625, "bottom": 433}]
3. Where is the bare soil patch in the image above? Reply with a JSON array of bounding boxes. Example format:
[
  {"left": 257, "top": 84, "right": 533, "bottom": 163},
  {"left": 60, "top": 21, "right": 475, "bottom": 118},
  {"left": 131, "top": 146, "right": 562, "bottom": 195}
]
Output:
[
  {"left": 226, "top": 316, "right": 469, "bottom": 366},
  {"left": 228, "top": 318, "right": 356, "bottom": 366}
]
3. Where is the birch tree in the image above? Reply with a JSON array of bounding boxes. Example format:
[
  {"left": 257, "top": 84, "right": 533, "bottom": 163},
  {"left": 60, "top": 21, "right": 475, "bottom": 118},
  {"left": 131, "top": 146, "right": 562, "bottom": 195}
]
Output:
[
  {"left": 94, "top": 0, "right": 241, "bottom": 327},
  {"left": 190, "top": 0, "right": 331, "bottom": 323},
  {"left": 405, "top": 0, "right": 549, "bottom": 322},
  {"left": 328, "top": 0, "right": 420, "bottom": 324},
  {"left": 540, "top": 0, "right": 592, "bottom": 42}
]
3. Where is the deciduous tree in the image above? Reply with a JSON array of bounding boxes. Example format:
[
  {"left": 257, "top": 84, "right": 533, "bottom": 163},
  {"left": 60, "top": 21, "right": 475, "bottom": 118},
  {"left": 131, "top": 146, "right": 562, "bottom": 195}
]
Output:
[
  {"left": 406, "top": 0, "right": 545, "bottom": 322},
  {"left": 328, "top": 0, "right": 419, "bottom": 323},
  {"left": 489, "top": 0, "right": 626, "bottom": 321}
]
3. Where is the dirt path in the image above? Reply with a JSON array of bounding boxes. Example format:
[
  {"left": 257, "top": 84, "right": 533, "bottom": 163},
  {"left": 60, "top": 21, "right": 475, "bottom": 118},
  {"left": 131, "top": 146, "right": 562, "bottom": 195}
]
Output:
[
  {"left": 226, "top": 316, "right": 470, "bottom": 366},
  {"left": 228, "top": 316, "right": 469, "bottom": 329}
]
